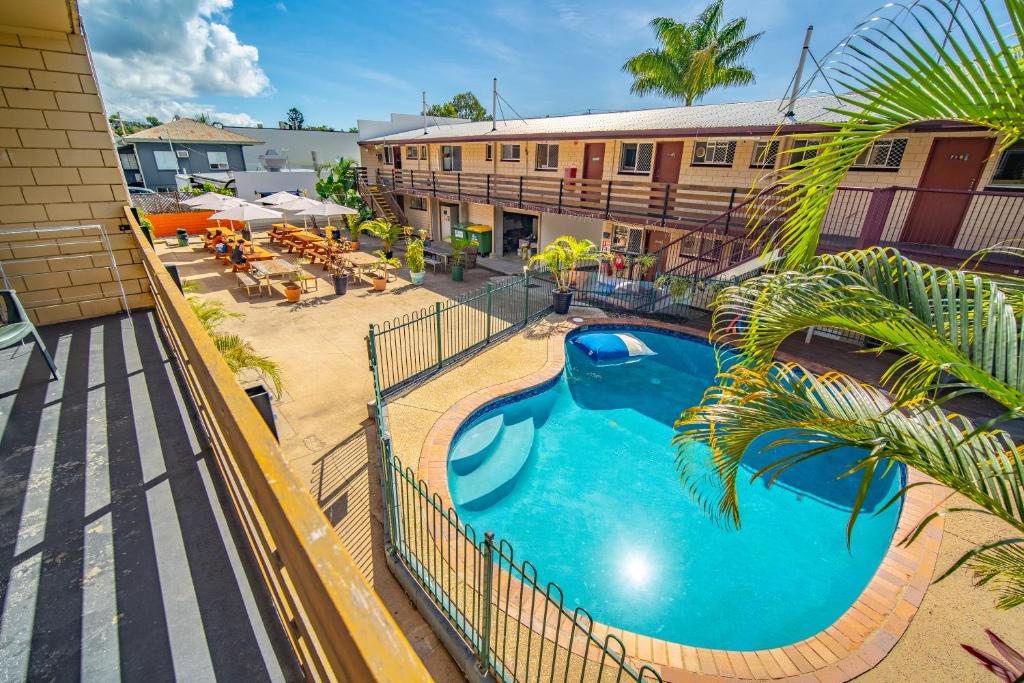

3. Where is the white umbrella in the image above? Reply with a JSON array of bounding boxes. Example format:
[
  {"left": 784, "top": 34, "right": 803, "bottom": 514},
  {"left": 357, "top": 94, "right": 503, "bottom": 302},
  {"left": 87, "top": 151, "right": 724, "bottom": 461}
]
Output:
[
  {"left": 209, "top": 203, "right": 282, "bottom": 234},
  {"left": 183, "top": 192, "right": 245, "bottom": 209},
  {"left": 277, "top": 196, "right": 324, "bottom": 230},
  {"left": 255, "top": 191, "right": 301, "bottom": 206},
  {"left": 298, "top": 200, "right": 357, "bottom": 238}
]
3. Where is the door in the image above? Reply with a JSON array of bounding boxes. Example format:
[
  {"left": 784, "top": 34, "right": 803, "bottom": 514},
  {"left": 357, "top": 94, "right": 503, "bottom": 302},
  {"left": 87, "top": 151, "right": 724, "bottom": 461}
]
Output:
[
  {"left": 650, "top": 142, "right": 683, "bottom": 214},
  {"left": 393, "top": 146, "right": 402, "bottom": 170},
  {"left": 440, "top": 205, "right": 453, "bottom": 239},
  {"left": 641, "top": 229, "right": 671, "bottom": 280},
  {"left": 502, "top": 212, "right": 536, "bottom": 256},
  {"left": 900, "top": 137, "right": 994, "bottom": 246},
  {"left": 581, "top": 143, "right": 605, "bottom": 208}
]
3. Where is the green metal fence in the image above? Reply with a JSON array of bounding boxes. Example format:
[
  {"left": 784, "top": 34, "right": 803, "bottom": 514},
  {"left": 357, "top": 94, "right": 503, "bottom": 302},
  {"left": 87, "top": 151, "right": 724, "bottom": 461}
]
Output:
[
  {"left": 369, "top": 274, "right": 552, "bottom": 396},
  {"left": 366, "top": 277, "right": 663, "bottom": 682}
]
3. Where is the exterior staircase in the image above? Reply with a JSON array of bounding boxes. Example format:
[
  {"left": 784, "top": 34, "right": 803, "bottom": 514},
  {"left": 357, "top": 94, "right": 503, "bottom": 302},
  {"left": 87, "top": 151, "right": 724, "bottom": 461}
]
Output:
[{"left": 363, "top": 183, "right": 408, "bottom": 225}]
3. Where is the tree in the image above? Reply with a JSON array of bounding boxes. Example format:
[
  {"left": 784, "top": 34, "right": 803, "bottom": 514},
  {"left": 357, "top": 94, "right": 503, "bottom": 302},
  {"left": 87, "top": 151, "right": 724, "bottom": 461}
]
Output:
[
  {"left": 315, "top": 157, "right": 372, "bottom": 223},
  {"left": 193, "top": 112, "right": 212, "bottom": 124},
  {"left": 622, "top": 0, "right": 762, "bottom": 106},
  {"left": 426, "top": 91, "right": 490, "bottom": 121},
  {"left": 346, "top": 126, "right": 359, "bottom": 133},
  {"left": 676, "top": 0, "right": 1024, "bottom": 611},
  {"left": 305, "top": 124, "right": 335, "bottom": 131},
  {"left": 286, "top": 107, "right": 304, "bottom": 129},
  {"left": 145, "top": 115, "right": 162, "bottom": 127}
]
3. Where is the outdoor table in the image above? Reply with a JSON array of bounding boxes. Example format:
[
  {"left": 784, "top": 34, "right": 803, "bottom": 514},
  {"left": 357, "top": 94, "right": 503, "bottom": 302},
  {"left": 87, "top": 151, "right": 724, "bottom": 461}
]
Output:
[
  {"left": 246, "top": 246, "right": 274, "bottom": 261},
  {"left": 282, "top": 230, "right": 325, "bottom": 253},
  {"left": 268, "top": 223, "right": 302, "bottom": 245},
  {"left": 251, "top": 258, "right": 302, "bottom": 296},
  {"left": 424, "top": 242, "right": 453, "bottom": 270},
  {"left": 343, "top": 251, "right": 384, "bottom": 284}
]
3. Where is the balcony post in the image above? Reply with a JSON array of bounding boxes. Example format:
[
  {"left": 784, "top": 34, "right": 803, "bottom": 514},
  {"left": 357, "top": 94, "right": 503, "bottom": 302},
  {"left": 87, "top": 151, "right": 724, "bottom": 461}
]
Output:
[
  {"left": 604, "top": 180, "right": 613, "bottom": 219},
  {"left": 558, "top": 177, "right": 564, "bottom": 214},
  {"left": 431, "top": 171, "right": 437, "bottom": 197},
  {"left": 391, "top": 168, "right": 396, "bottom": 188},
  {"left": 661, "top": 183, "right": 671, "bottom": 227},
  {"left": 410, "top": 171, "right": 415, "bottom": 189},
  {"left": 518, "top": 176, "right": 523, "bottom": 206},
  {"left": 457, "top": 173, "right": 461, "bottom": 201},
  {"left": 486, "top": 174, "right": 491, "bottom": 204},
  {"left": 725, "top": 188, "right": 737, "bottom": 233},
  {"left": 857, "top": 187, "right": 897, "bottom": 249}
]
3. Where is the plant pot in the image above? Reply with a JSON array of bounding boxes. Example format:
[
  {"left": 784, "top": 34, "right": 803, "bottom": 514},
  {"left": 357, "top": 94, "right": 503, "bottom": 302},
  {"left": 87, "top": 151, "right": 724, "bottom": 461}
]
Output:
[
  {"left": 372, "top": 276, "right": 387, "bottom": 291},
  {"left": 552, "top": 289, "right": 574, "bottom": 314},
  {"left": 410, "top": 270, "right": 425, "bottom": 285},
  {"left": 384, "top": 249, "right": 394, "bottom": 259},
  {"left": 244, "top": 384, "right": 279, "bottom": 441},
  {"left": 451, "top": 264, "right": 464, "bottom": 282},
  {"left": 332, "top": 274, "right": 348, "bottom": 295},
  {"left": 284, "top": 283, "right": 301, "bottom": 302},
  {"left": 349, "top": 240, "right": 360, "bottom": 250}
]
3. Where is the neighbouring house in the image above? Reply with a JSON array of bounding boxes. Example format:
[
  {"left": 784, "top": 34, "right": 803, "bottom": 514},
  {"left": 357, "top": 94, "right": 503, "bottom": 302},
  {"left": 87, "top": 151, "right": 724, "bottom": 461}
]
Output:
[
  {"left": 119, "top": 118, "right": 261, "bottom": 191},
  {"left": 358, "top": 94, "right": 1024, "bottom": 269}
]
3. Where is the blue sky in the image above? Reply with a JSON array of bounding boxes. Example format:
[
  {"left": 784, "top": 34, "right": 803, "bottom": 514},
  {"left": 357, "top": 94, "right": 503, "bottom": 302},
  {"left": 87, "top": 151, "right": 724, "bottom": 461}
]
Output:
[{"left": 78, "top": 0, "right": 924, "bottom": 128}]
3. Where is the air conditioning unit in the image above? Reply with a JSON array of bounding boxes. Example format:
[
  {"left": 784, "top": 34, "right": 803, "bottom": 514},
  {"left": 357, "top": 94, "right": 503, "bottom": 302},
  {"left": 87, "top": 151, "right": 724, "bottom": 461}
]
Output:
[
  {"left": 209, "top": 163, "right": 228, "bottom": 170},
  {"left": 176, "top": 150, "right": 189, "bottom": 158},
  {"left": 133, "top": 172, "right": 142, "bottom": 182}
]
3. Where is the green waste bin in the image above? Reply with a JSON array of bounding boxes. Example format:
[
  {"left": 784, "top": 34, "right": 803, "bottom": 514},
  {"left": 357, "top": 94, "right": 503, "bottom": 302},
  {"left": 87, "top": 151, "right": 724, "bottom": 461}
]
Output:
[
  {"left": 465, "top": 224, "right": 493, "bottom": 256},
  {"left": 450, "top": 222, "right": 471, "bottom": 241}
]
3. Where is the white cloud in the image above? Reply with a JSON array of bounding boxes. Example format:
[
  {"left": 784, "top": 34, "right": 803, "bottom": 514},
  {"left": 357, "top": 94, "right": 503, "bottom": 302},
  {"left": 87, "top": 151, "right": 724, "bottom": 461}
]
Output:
[
  {"left": 110, "top": 99, "right": 260, "bottom": 127},
  {"left": 80, "top": 0, "right": 268, "bottom": 124}
]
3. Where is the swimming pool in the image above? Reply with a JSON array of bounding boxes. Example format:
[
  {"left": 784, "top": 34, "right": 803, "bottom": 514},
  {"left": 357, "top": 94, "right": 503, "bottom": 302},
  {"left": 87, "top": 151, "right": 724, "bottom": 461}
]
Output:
[{"left": 447, "top": 326, "right": 903, "bottom": 651}]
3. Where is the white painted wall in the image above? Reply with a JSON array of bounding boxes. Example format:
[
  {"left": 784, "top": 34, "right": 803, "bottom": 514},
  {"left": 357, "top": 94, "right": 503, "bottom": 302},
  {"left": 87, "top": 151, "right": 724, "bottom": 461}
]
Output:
[
  {"left": 225, "top": 127, "right": 360, "bottom": 170},
  {"left": 357, "top": 113, "right": 469, "bottom": 141},
  {"left": 232, "top": 170, "right": 318, "bottom": 202},
  {"left": 538, "top": 213, "right": 605, "bottom": 249}
]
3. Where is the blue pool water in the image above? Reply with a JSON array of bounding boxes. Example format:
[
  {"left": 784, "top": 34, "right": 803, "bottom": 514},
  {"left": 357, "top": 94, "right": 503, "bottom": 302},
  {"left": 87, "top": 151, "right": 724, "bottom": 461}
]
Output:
[{"left": 448, "top": 327, "right": 902, "bottom": 651}]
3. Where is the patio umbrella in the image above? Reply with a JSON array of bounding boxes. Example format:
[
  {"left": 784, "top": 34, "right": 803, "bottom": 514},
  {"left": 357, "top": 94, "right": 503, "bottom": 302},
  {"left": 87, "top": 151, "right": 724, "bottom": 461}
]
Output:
[
  {"left": 183, "top": 192, "right": 247, "bottom": 227},
  {"left": 209, "top": 203, "right": 282, "bottom": 235},
  {"left": 277, "top": 196, "right": 324, "bottom": 230},
  {"left": 297, "top": 201, "right": 357, "bottom": 239},
  {"left": 255, "top": 191, "right": 301, "bottom": 206}
]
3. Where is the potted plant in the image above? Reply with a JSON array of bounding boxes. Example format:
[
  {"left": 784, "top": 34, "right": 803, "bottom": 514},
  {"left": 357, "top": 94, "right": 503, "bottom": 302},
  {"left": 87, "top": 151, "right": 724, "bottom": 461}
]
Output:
[
  {"left": 418, "top": 228, "right": 430, "bottom": 246},
  {"left": 361, "top": 218, "right": 405, "bottom": 258},
  {"left": 655, "top": 274, "right": 692, "bottom": 304},
  {"left": 528, "top": 236, "right": 604, "bottom": 314},
  {"left": 328, "top": 260, "right": 350, "bottom": 295},
  {"left": 406, "top": 238, "right": 426, "bottom": 285},
  {"left": 449, "top": 237, "right": 472, "bottom": 282},
  {"left": 632, "top": 252, "right": 657, "bottom": 279},
  {"left": 346, "top": 214, "right": 364, "bottom": 248},
  {"left": 371, "top": 250, "right": 401, "bottom": 291},
  {"left": 283, "top": 271, "right": 302, "bottom": 302}
]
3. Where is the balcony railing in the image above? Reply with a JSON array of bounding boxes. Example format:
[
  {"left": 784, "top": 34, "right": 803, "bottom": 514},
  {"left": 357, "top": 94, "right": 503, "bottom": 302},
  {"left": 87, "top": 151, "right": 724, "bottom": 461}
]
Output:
[
  {"left": 124, "top": 208, "right": 430, "bottom": 682},
  {"left": 360, "top": 167, "right": 743, "bottom": 230}
]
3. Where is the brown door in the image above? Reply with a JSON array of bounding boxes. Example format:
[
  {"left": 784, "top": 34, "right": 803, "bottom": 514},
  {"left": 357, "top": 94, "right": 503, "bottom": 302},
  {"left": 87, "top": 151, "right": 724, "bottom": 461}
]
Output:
[
  {"left": 581, "top": 143, "right": 605, "bottom": 208},
  {"left": 650, "top": 142, "right": 683, "bottom": 214},
  {"left": 900, "top": 137, "right": 994, "bottom": 246},
  {"left": 641, "top": 229, "right": 671, "bottom": 280},
  {"left": 393, "top": 146, "right": 402, "bottom": 170}
]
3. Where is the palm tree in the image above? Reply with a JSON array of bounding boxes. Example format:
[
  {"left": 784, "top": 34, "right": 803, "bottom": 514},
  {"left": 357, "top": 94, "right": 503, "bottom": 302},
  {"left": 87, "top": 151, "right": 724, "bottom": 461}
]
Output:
[
  {"left": 360, "top": 218, "right": 406, "bottom": 256},
  {"left": 676, "top": 0, "right": 1024, "bottom": 611},
  {"left": 528, "top": 236, "right": 604, "bottom": 291},
  {"left": 622, "top": 1, "right": 762, "bottom": 106}
]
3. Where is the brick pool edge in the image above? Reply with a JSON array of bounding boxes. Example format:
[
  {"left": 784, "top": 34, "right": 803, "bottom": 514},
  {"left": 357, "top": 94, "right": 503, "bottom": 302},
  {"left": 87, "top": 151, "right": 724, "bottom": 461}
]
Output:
[{"left": 418, "top": 317, "right": 945, "bottom": 682}]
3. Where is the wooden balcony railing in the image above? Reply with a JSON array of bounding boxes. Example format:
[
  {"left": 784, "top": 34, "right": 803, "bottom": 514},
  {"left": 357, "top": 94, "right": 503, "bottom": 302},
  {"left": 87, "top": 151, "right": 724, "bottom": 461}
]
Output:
[
  {"left": 124, "top": 208, "right": 430, "bottom": 682},
  {"left": 360, "top": 166, "right": 742, "bottom": 230}
]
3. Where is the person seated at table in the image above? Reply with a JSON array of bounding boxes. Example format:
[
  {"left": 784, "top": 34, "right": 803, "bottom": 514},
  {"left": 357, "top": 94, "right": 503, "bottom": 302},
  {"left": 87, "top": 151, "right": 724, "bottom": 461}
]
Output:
[
  {"left": 214, "top": 238, "right": 230, "bottom": 256},
  {"left": 206, "top": 229, "right": 225, "bottom": 251},
  {"left": 229, "top": 242, "right": 249, "bottom": 270}
]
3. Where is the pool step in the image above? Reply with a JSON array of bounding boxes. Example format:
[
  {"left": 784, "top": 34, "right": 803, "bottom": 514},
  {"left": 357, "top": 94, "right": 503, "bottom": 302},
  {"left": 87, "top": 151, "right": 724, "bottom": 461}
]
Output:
[
  {"left": 452, "top": 419, "right": 536, "bottom": 511},
  {"left": 449, "top": 414, "right": 504, "bottom": 475}
]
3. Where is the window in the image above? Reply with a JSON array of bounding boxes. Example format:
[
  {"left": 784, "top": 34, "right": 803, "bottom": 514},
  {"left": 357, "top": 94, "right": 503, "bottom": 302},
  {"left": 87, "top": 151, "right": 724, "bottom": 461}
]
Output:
[
  {"left": 501, "top": 144, "right": 521, "bottom": 162},
  {"left": 441, "top": 145, "right": 462, "bottom": 171},
  {"left": 992, "top": 142, "right": 1024, "bottom": 186},
  {"left": 153, "top": 150, "right": 178, "bottom": 171},
  {"left": 788, "top": 138, "right": 820, "bottom": 165},
  {"left": 750, "top": 140, "right": 779, "bottom": 169},
  {"left": 692, "top": 140, "right": 736, "bottom": 166},
  {"left": 207, "top": 150, "right": 229, "bottom": 169},
  {"left": 383, "top": 146, "right": 393, "bottom": 165},
  {"left": 486, "top": 144, "right": 492, "bottom": 161},
  {"left": 119, "top": 152, "right": 139, "bottom": 170},
  {"left": 852, "top": 138, "right": 908, "bottom": 170},
  {"left": 619, "top": 142, "right": 653, "bottom": 174},
  {"left": 535, "top": 144, "right": 559, "bottom": 170},
  {"left": 407, "top": 146, "right": 418, "bottom": 160},
  {"left": 611, "top": 224, "right": 644, "bottom": 254},
  {"left": 409, "top": 196, "right": 427, "bottom": 210},
  {"left": 420, "top": 145, "right": 427, "bottom": 159}
]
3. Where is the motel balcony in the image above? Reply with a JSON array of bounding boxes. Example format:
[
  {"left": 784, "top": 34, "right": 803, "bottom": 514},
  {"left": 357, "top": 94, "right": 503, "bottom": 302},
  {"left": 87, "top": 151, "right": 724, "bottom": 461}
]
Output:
[{"left": 0, "top": 209, "right": 431, "bottom": 681}]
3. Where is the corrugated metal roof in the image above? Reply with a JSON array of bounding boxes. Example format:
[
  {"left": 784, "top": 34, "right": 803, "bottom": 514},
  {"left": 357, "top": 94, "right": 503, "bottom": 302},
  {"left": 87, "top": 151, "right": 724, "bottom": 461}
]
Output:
[
  {"left": 124, "top": 118, "right": 262, "bottom": 144},
  {"left": 362, "top": 95, "right": 848, "bottom": 143}
]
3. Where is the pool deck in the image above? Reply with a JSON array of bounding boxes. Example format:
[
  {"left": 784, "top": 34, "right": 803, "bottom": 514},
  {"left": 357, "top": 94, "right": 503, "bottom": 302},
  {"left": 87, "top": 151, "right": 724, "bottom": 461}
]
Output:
[{"left": 385, "top": 311, "right": 1020, "bottom": 682}]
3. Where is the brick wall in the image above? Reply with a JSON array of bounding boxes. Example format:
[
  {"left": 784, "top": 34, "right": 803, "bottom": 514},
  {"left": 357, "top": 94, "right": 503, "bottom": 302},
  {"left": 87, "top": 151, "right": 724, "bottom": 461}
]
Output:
[{"left": 0, "top": 9, "right": 151, "bottom": 325}]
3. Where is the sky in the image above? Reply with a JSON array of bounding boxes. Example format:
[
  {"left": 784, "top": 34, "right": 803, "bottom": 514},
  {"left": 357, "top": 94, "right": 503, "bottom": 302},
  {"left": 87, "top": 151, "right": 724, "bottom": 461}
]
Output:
[{"left": 75, "top": 0, "right": 931, "bottom": 129}]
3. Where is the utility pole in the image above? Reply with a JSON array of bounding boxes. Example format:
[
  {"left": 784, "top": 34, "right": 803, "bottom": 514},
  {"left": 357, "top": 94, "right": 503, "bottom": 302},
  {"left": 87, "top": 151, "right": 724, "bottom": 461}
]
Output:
[
  {"left": 422, "top": 90, "right": 427, "bottom": 136},
  {"left": 785, "top": 25, "right": 814, "bottom": 119},
  {"left": 491, "top": 77, "right": 497, "bottom": 132}
]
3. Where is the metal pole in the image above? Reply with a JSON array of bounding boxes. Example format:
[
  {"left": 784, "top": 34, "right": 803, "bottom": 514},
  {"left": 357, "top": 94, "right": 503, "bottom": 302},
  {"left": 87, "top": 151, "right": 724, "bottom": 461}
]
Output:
[
  {"left": 491, "top": 78, "right": 497, "bottom": 132},
  {"left": 558, "top": 177, "right": 564, "bottom": 214},
  {"left": 660, "top": 183, "right": 670, "bottom": 227},
  {"left": 785, "top": 26, "right": 814, "bottom": 119},
  {"left": 478, "top": 532, "right": 496, "bottom": 673},
  {"left": 435, "top": 301, "right": 443, "bottom": 369},
  {"left": 523, "top": 272, "right": 530, "bottom": 322},
  {"left": 604, "top": 180, "right": 613, "bottom": 218},
  {"left": 518, "top": 176, "right": 523, "bottom": 206},
  {"left": 422, "top": 90, "right": 427, "bottom": 136}
]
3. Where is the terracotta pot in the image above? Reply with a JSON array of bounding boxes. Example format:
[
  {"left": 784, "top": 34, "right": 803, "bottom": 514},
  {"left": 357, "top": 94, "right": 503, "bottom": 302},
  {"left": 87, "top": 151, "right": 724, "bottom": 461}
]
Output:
[
  {"left": 284, "top": 284, "right": 301, "bottom": 302},
  {"left": 372, "top": 276, "right": 387, "bottom": 291}
]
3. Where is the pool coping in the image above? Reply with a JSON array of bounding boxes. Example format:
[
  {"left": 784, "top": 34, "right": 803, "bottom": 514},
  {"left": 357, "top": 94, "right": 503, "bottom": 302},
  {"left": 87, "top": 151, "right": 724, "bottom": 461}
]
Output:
[{"left": 417, "top": 317, "right": 946, "bottom": 682}]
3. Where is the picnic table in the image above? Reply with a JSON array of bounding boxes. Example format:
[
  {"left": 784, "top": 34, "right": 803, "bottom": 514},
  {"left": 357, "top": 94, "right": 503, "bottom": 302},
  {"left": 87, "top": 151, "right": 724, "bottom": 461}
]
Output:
[
  {"left": 424, "top": 242, "right": 453, "bottom": 271},
  {"left": 343, "top": 251, "right": 385, "bottom": 283},
  {"left": 267, "top": 223, "right": 302, "bottom": 244},
  {"left": 250, "top": 258, "right": 302, "bottom": 296}
]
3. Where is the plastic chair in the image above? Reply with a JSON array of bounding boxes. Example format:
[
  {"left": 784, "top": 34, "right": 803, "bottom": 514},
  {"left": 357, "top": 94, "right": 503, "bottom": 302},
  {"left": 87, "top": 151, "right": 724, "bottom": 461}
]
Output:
[{"left": 0, "top": 290, "right": 59, "bottom": 379}]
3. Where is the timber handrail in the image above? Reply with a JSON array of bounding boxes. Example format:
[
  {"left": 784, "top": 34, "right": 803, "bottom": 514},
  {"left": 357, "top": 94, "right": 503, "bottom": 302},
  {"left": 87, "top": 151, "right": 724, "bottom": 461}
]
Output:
[{"left": 124, "top": 208, "right": 430, "bottom": 682}]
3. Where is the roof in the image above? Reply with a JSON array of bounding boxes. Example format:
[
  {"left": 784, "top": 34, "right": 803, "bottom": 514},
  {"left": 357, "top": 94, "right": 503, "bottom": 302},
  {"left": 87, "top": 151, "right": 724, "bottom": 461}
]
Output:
[
  {"left": 361, "top": 95, "right": 848, "bottom": 144},
  {"left": 124, "top": 118, "right": 262, "bottom": 145}
]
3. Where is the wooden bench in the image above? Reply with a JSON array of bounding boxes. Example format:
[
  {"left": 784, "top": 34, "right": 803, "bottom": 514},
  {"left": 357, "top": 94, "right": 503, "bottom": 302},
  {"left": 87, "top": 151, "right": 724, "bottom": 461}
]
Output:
[{"left": 237, "top": 271, "right": 261, "bottom": 297}]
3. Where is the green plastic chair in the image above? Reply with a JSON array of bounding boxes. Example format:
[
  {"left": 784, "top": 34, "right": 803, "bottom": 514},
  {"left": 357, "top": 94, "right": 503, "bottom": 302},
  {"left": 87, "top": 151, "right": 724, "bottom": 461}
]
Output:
[{"left": 0, "top": 289, "right": 59, "bottom": 379}]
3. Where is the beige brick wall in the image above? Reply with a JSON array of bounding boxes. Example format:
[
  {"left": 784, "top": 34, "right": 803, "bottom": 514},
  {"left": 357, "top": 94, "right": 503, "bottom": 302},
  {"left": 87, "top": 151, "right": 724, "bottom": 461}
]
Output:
[{"left": 0, "top": 8, "right": 151, "bottom": 325}]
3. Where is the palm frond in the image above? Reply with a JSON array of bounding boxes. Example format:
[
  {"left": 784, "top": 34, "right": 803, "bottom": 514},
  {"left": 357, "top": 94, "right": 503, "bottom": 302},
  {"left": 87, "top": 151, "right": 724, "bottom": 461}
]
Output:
[
  {"left": 752, "top": 0, "right": 1024, "bottom": 268},
  {"left": 212, "top": 332, "right": 284, "bottom": 397},
  {"left": 673, "top": 361, "right": 1024, "bottom": 607}
]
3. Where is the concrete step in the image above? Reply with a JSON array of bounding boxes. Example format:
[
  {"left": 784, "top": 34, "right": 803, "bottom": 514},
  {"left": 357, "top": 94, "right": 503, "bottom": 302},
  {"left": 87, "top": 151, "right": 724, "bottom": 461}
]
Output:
[
  {"left": 452, "top": 418, "right": 536, "bottom": 511},
  {"left": 449, "top": 413, "right": 503, "bottom": 475}
]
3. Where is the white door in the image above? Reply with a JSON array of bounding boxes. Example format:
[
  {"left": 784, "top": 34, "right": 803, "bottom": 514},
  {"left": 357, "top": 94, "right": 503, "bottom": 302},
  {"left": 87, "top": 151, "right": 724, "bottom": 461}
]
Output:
[{"left": 441, "top": 205, "right": 452, "bottom": 239}]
